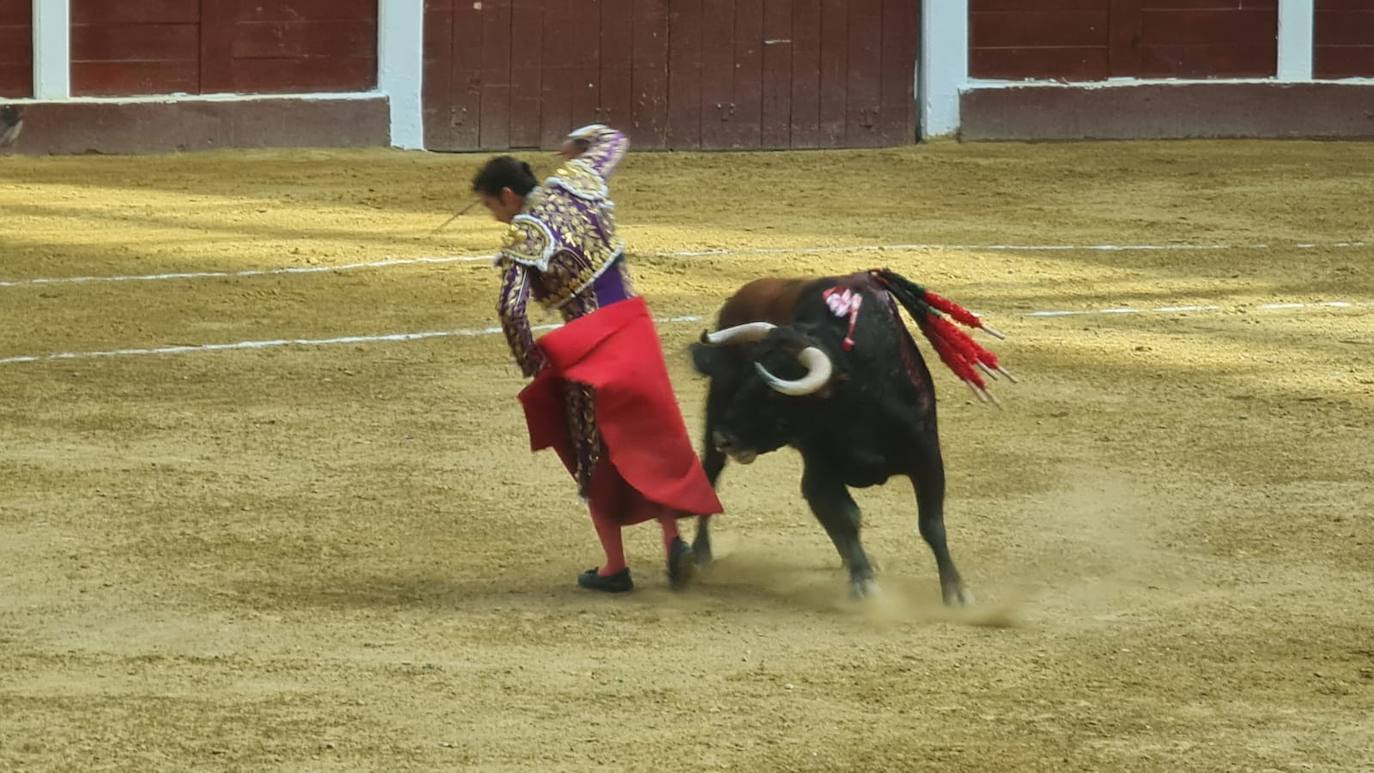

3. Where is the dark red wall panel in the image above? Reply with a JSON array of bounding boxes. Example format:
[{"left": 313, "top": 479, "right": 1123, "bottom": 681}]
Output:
[
  {"left": 972, "top": 0, "right": 1277, "bottom": 81},
  {"left": 222, "top": 1, "right": 377, "bottom": 93},
  {"left": 0, "top": 0, "right": 33, "bottom": 98},
  {"left": 71, "top": 0, "right": 201, "bottom": 96},
  {"left": 1136, "top": 2, "right": 1277, "bottom": 78},
  {"left": 71, "top": 0, "right": 377, "bottom": 97},
  {"left": 971, "top": 1, "right": 1111, "bottom": 81},
  {"left": 1316, "top": 0, "right": 1374, "bottom": 78}
]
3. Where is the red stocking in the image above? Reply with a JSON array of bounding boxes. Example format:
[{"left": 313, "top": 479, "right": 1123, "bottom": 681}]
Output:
[
  {"left": 657, "top": 513, "right": 681, "bottom": 556},
  {"left": 586, "top": 462, "right": 628, "bottom": 576}
]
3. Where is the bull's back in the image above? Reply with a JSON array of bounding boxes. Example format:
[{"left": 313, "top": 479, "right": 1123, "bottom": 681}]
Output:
[{"left": 715, "top": 277, "right": 815, "bottom": 328}]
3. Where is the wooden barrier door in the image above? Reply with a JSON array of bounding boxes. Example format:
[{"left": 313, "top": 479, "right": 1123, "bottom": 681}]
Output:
[{"left": 423, "top": 0, "right": 918, "bottom": 151}]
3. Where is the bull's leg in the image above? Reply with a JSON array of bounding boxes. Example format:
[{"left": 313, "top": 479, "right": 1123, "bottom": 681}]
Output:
[
  {"left": 692, "top": 517, "right": 713, "bottom": 567},
  {"left": 692, "top": 442, "right": 727, "bottom": 567},
  {"left": 909, "top": 435, "right": 973, "bottom": 607},
  {"left": 801, "top": 461, "right": 877, "bottom": 599}
]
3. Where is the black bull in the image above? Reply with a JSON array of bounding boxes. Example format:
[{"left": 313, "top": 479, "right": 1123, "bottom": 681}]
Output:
[{"left": 688, "top": 269, "right": 1011, "bottom": 604}]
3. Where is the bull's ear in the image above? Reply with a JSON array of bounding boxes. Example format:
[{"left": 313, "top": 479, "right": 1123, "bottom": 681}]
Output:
[{"left": 689, "top": 342, "right": 725, "bottom": 378}]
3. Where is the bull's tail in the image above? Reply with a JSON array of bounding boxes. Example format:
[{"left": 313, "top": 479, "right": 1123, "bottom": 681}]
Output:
[{"left": 871, "top": 268, "right": 1017, "bottom": 405}]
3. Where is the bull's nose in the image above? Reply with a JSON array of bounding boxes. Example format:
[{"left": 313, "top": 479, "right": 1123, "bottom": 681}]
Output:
[
  {"left": 712, "top": 430, "right": 732, "bottom": 451},
  {"left": 713, "top": 430, "right": 756, "bottom": 464}
]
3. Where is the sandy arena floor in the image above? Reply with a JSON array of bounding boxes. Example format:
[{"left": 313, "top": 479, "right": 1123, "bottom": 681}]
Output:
[{"left": 1, "top": 141, "right": 1372, "bottom": 771}]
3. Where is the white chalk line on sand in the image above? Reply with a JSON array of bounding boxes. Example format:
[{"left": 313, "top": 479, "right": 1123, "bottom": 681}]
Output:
[
  {"left": 0, "top": 255, "right": 489, "bottom": 288},
  {"left": 1, "top": 240, "right": 1369, "bottom": 289},
  {"left": 651, "top": 241, "right": 1370, "bottom": 258},
  {"left": 1024, "top": 301, "right": 1365, "bottom": 318},
  {"left": 3, "top": 301, "right": 1370, "bottom": 367},
  {"left": 0, "top": 316, "right": 705, "bottom": 366}
]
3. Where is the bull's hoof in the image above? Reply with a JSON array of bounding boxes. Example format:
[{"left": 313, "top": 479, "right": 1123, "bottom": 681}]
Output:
[
  {"left": 943, "top": 584, "right": 975, "bottom": 608},
  {"left": 691, "top": 538, "right": 714, "bottom": 569},
  {"left": 667, "top": 538, "right": 698, "bottom": 591},
  {"left": 849, "top": 577, "right": 880, "bottom": 600}
]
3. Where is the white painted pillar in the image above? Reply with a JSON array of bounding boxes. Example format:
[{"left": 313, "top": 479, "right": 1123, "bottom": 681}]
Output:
[
  {"left": 379, "top": 0, "right": 426, "bottom": 149},
  {"left": 32, "top": 0, "right": 71, "bottom": 99},
  {"left": 1278, "top": 0, "right": 1315, "bottom": 81},
  {"left": 920, "top": 0, "right": 969, "bottom": 139}
]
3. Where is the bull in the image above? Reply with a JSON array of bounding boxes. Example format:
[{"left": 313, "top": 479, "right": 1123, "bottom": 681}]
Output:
[{"left": 687, "top": 268, "right": 1014, "bottom": 604}]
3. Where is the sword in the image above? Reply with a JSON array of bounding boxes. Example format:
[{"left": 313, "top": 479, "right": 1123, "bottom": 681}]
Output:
[{"left": 431, "top": 198, "right": 480, "bottom": 234}]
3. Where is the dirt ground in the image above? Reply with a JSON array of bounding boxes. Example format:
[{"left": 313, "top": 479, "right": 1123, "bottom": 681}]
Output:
[{"left": 1, "top": 140, "right": 1372, "bottom": 772}]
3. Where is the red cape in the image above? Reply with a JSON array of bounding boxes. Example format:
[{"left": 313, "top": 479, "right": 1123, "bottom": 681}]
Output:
[{"left": 518, "top": 297, "right": 723, "bottom": 523}]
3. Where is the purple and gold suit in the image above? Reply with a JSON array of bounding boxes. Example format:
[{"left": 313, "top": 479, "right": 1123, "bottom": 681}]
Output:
[{"left": 495, "top": 124, "right": 634, "bottom": 496}]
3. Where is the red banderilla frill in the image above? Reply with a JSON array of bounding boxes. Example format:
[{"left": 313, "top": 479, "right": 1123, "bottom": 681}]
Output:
[
  {"left": 822, "top": 286, "right": 864, "bottom": 351},
  {"left": 869, "top": 269, "right": 1018, "bottom": 406}
]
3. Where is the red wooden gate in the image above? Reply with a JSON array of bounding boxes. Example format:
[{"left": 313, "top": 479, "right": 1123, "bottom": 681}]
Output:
[{"left": 423, "top": 0, "right": 918, "bottom": 151}]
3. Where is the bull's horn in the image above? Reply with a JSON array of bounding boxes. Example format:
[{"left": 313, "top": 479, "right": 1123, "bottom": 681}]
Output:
[
  {"left": 755, "top": 346, "right": 834, "bottom": 396},
  {"left": 704, "top": 322, "right": 777, "bottom": 346}
]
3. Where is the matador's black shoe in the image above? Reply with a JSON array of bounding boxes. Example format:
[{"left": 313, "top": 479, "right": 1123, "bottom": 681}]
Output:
[
  {"left": 577, "top": 567, "right": 633, "bottom": 593},
  {"left": 667, "top": 538, "right": 697, "bottom": 591}
]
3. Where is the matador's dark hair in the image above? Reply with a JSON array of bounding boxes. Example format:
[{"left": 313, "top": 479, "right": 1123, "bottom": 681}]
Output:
[{"left": 471, "top": 156, "right": 538, "bottom": 198}]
